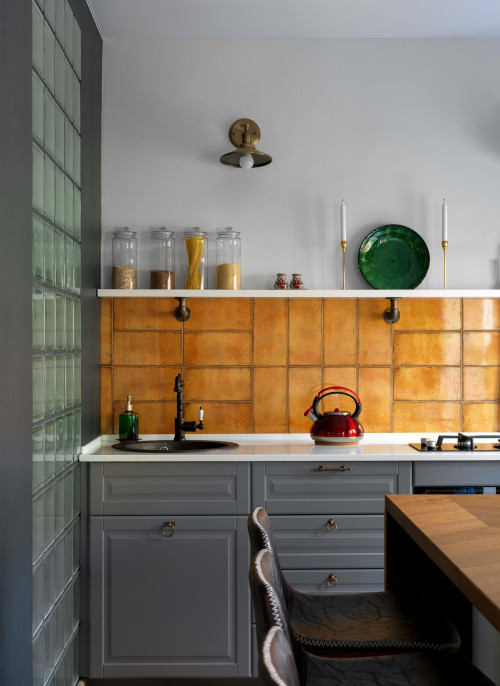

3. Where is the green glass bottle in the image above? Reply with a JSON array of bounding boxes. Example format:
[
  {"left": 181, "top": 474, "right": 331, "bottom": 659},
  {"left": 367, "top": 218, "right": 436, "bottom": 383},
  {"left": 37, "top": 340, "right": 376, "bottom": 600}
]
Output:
[{"left": 119, "top": 395, "right": 139, "bottom": 440}]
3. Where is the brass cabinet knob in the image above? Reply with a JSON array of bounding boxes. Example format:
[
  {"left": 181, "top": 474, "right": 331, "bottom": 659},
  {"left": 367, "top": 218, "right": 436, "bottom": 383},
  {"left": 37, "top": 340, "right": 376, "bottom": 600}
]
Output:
[
  {"left": 161, "top": 521, "right": 175, "bottom": 537},
  {"left": 327, "top": 519, "right": 338, "bottom": 532},
  {"left": 327, "top": 573, "right": 338, "bottom": 587}
]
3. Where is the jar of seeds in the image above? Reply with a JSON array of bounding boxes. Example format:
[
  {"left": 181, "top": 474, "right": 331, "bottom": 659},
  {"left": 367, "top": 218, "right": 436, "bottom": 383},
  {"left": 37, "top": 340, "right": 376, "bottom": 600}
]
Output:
[
  {"left": 112, "top": 228, "right": 138, "bottom": 289},
  {"left": 150, "top": 227, "right": 175, "bottom": 289},
  {"left": 216, "top": 228, "right": 241, "bottom": 289}
]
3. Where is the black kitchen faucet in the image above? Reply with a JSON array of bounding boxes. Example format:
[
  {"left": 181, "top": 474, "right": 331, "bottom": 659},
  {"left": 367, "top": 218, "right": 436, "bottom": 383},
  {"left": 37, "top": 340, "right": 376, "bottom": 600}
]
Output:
[{"left": 174, "top": 373, "right": 204, "bottom": 441}]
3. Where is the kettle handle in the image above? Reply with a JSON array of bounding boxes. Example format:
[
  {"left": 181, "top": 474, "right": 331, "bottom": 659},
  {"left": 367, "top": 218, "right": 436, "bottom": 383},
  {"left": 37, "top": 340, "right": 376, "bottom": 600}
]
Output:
[{"left": 311, "top": 386, "right": 362, "bottom": 421}]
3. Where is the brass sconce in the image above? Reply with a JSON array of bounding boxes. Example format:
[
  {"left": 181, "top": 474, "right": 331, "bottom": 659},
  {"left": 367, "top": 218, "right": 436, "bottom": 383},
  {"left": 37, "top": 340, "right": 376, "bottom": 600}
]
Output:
[{"left": 220, "top": 118, "right": 272, "bottom": 169}]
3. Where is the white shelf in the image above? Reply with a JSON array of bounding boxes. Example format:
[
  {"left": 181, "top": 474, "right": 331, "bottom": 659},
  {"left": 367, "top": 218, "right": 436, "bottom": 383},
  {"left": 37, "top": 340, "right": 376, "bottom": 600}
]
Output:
[{"left": 97, "top": 289, "right": 500, "bottom": 299}]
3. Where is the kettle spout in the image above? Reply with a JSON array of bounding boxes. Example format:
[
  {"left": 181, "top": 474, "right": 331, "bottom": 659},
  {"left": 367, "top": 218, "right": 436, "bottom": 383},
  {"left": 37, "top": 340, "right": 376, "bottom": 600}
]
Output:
[{"left": 304, "top": 406, "right": 318, "bottom": 422}]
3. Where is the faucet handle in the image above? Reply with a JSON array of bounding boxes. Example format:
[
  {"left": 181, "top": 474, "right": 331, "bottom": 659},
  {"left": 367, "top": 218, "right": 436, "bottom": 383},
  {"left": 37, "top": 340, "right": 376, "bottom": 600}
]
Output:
[{"left": 198, "top": 406, "right": 204, "bottom": 422}]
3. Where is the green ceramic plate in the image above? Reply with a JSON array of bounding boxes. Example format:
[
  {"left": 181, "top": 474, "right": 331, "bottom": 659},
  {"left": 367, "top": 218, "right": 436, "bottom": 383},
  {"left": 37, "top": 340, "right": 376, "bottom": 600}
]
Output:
[{"left": 358, "top": 225, "right": 430, "bottom": 289}]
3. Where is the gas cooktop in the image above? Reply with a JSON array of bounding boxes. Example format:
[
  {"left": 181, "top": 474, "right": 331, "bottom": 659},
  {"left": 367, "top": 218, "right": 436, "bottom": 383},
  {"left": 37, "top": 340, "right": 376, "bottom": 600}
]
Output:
[{"left": 410, "top": 433, "right": 500, "bottom": 453}]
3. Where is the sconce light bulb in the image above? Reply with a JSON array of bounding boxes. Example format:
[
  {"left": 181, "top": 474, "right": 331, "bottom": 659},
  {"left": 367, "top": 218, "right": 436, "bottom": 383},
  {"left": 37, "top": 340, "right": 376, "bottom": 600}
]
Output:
[{"left": 239, "top": 153, "right": 254, "bottom": 169}]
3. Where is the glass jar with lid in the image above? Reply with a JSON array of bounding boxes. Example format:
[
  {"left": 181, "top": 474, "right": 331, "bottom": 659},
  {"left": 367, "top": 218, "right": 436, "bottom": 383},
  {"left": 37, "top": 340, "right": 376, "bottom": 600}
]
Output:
[
  {"left": 112, "top": 228, "right": 137, "bottom": 289},
  {"left": 184, "top": 229, "right": 207, "bottom": 289},
  {"left": 216, "top": 228, "right": 241, "bottom": 289},
  {"left": 150, "top": 227, "right": 175, "bottom": 289}
]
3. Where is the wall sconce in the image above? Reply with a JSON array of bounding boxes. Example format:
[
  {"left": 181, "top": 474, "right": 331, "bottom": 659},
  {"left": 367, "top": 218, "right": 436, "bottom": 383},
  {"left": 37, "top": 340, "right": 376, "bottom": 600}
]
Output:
[{"left": 220, "top": 118, "right": 272, "bottom": 169}]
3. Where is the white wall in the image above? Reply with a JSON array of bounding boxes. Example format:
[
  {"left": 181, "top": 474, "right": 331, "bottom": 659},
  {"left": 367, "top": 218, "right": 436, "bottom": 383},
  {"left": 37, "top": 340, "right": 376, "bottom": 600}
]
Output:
[{"left": 101, "top": 38, "right": 500, "bottom": 290}]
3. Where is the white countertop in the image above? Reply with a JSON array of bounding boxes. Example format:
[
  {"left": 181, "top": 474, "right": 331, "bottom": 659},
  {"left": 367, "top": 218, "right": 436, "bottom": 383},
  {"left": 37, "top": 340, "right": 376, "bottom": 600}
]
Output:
[{"left": 79, "top": 433, "right": 500, "bottom": 463}]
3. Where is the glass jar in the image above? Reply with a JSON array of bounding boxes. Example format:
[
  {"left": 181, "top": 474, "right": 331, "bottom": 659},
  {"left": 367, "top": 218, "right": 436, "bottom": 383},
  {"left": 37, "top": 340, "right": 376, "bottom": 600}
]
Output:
[
  {"left": 112, "top": 228, "right": 137, "bottom": 289},
  {"left": 216, "top": 228, "right": 241, "bottom": 289},
  {"left": 184, "top": 229, "right": 207, "bottom": 289},
  {"left": 290, "top": 273, "right": 303, "bottom": 289},
  {"left": 150, "top": 228, "right": 175, "bottom": 289},
  {"left": 274, "top": 273, "right": 288, "bottom": 289}
]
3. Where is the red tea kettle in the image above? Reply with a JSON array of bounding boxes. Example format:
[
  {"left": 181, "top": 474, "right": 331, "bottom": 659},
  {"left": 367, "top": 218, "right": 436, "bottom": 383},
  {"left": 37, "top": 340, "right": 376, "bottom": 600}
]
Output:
[{"left": 304, "top": 386, "right": 364, "bottom": 445}]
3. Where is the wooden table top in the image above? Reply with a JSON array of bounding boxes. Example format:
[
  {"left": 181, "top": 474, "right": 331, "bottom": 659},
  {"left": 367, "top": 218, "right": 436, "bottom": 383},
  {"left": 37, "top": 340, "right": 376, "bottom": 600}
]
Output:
[{"left": 385, "top": 494, "right": 500, "bottom": 632}]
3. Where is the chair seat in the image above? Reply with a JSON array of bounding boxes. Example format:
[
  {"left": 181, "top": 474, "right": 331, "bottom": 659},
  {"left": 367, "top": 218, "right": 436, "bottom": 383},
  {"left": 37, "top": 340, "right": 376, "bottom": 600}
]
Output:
[{"left": 291, "top": 590, "right": 460, "bottom": 653}]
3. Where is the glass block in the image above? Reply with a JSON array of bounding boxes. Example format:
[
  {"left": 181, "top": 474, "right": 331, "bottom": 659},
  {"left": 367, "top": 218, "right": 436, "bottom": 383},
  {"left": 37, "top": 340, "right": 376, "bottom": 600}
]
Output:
[
  {"left": 64, "top": 470, "right": 73, "bottom": 524},
  {"left": 73, "top": 300, "right": 81, "bottom": 350},
  {"left": 54, "top": 657, "right": 65, "bottom": 686},
  {"left": 65, "top": 58, "right": 73, "bottom": 121},
  {"left": 64, "top": 526, "right": 73, "bottom": 585},
  {"left": 55, "top": 355, "right": 65, "bottom": 412},
  {"left": 44, "top": 222, "right": 55, "bottom": 285},
  {"left": 64, "top": 413, "right": 74, "bottom": 468},
  {"left": 55, "top": 294, "right": 65, "bottom": 351},
  {"left": 55, "top": 475, "right": 65, "bottom": 537},
  {"left": 72, "top": 518, "right": 80, "bottom": 571},
  {"left": 33, "top": 629, "right": 44, "bottom": 686},
  {"left": 33, "top": 144, "right": 44, "bottom": 212},
  {"left": 73, "top": 18, "right": 81, "bottom": 78},
  {"left": 64, "top": 238, "right": 74, "bottom": 291},
  {"left": 32, "top": 72, "right": 44, "bottom": 144},
  {"left": 73, "top": 73, "right": 80, "bottom": 133},
  {"left": 44, "top": 88, "right": 55, "bottom": 156},
  {"left": 45, "top": 354, "right": 56, "bottom": 417},
  {"left": 65, "top": 297, "right": 73, "bottom": 348},
  {"left": 54, "top": 231, "right": 65, "bottom": 289},
  {"left": 55, "top": 0, "right": 65, "bottom": 46},
  {"left": 33, "top": 492, "right": 44, "bottom": 562},
  {"left": 72, "top": 630, "right": 80, "bottom": 684},
  {"left": 65, "top": 2, "right": 74, "bottom": 64},
  {"left": 44, "top": 290, "right": 56, "bottom": 351},
  {"left": 53, "top": 602, "right": 64, "bottom": 669},
  {"left": 33, "top": 215, "right": 44, "bottom": 281},
  {"left": 63, "top": 585, "right": 73, "bottom": 645},
  {"left": 32, "top": 2, "right": 44, "bottom": 75},
  {"left": 72, "top": 576, "right": 80, "bottom": 631},
  {"left": 64, "top": 118, "right": 73, "bottom": 175},
  {"left": 54, "top": 537, "right": 65, "bottom": 600},
  {"left": 55, "top": 416, "right": 65, "bottom": 475},
  {"left": 44, "top": 482, "right": 56, "bottom": 550},
  {"left": 33, "top": 560, "right": 44, "bottom": 635},
  {"left": 73, "top": 187, "right": 81, "bottom": 239},
  {"left": 33, "top": 288, "right": 44, "bottom": 352},
  {"left": 44, "top": 420, "right": 56, "bottom": 482},
  {"left": 74, "top": 243, "right": 80, "bottom": 294},
  {"left": 74, "top": 409, "right": 81, "bottom": 459},
  {"left": 73, "top": 132, "right": 80, "bottom": 186},
  {"left": 54, "top": 41, "right": 65, "bottom": 107},
  {"left": 64, "top": 177, "right": 73, "bottom": 235},
  {"left": 33, "top": 356, "right": 45, "bottom": 421},
  {"left": 54, "top": 166, "right": 65, "bottom": 229},
  {"left": 44, "top": 611, "right": 55, "bottom": 681},
  {"left": 73, "top": 354, "right": 81, "bottom": 405},
  {"left": 45, "top": 0, "right": 56, "bottom": 29},
  {"left": 65, "top": 355, "right": 74, "bottom": 408},
  {"left": 43, "top": 546, "right": 55, "bottom": 618},
  {"left": 43, "top": 22, "right": 55, "bottom": 94},
  {"left": 54, "top": 103, "right": 65, "bottom": 167},
  {"left": 44, "top": 155, "right": 55, "bottom": 221},
  {"left": 33, "top": 426, "right": 45, "bottom": 492}
]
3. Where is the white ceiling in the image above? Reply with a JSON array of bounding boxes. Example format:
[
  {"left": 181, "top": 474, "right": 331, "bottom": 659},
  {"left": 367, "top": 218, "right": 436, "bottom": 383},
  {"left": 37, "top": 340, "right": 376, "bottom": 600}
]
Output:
[{"left": 87, "top": 0, "right": 500, "bottom": 39}]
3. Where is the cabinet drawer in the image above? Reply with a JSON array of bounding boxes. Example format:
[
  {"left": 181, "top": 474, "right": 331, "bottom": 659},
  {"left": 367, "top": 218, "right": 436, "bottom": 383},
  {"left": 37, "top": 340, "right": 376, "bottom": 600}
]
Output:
[
  {"left": 284, "top": 568, "right": 384, "bottom": 594},
  {"left": 89, "top": 462, "right": 250, "bottom": 515},
  {"left": 413, "top": 461, "right": 500, "bottom": 488},
  {"left": 252, "top": 462, "right": 398, "bottom": 514},
  {"left": 271, "top": 515, "right": 384, "bottom": 570}
]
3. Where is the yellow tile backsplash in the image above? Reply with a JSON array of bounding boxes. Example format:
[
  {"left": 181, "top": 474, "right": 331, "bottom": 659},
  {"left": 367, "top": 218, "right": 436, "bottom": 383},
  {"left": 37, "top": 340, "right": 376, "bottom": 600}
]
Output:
[{"left": 101, "top": 297, "right": 500, "bottom": 434}]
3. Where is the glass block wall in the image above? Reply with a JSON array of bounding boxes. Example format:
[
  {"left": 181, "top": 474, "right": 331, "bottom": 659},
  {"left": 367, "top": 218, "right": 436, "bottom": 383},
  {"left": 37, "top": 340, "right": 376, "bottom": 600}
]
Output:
[{"left": 32, "top": 0, "right": 82, "bottom": 684}]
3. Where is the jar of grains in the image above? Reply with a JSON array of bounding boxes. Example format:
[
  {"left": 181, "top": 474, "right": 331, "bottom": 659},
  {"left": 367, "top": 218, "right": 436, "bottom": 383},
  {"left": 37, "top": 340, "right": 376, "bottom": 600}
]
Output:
[
  {"left": 216, "top": 228, "right": 241, "bottom": 289},
  {"left": 150, "top": 228, "right": 175, "bottom": 289},
  {"left": 112, "top": 228, "right": 138, "bottom": 289},
  {"left": 184, "top": 229, "right": 208, "bottom": 289}
]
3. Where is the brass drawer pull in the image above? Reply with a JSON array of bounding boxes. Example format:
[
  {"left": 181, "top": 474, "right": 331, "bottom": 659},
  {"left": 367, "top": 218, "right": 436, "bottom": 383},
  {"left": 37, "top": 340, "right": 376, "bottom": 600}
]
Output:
[
  {"left": 314, "top": 465, "right": 351, "bottom": 472},
  {"left": 327, "top": 573, "right": 338, "bottom": 587},
  {"left": 161, "top": 521, "right": 175, "bottom": 537},
  {"left": 327, "top": 519, "right": 338, "bottom": 532}
]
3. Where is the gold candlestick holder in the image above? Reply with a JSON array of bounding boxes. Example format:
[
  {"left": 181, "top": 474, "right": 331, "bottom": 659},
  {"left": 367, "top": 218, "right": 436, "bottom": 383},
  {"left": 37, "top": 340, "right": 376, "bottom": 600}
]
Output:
[
  {"left": 340, "top": 240, "right": 347, "bottom": 290},
  {"left": 442, "top": 240, "right": 448, "bottom": 290}
]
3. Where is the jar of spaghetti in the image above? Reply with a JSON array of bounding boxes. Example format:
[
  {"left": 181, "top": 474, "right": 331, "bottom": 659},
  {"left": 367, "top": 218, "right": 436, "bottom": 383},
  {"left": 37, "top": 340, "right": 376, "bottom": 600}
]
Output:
[
  {"left": 216, "top": 228, "right": 241, "bottom": 289},
  {"left": 112, "top": 228, "right": 137, "bottom": 289},
  {"left": 150, "top": 228, "right": 175, "bottom": 289},
  {"left": 184, "top": 229, "right": 207, "bottom": 289}
]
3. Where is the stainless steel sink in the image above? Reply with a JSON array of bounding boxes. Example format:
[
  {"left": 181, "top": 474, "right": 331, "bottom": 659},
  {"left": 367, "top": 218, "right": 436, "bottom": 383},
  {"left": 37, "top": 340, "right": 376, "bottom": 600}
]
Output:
[{"left": 111, "top": 440, "right": 239, "bottom": 453}]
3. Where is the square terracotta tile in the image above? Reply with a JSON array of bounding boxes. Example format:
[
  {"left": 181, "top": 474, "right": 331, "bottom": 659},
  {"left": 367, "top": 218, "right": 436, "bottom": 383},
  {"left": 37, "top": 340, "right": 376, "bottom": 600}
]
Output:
[
  {"left": 113, "top": 331, "right": 181, "bottom": 366},
  {"left": 463, "top": 403, "right": 500, "bottom": 432},
  {"left": 253, "top": 299, "right": 287, "bottom": 366},
  {"left": 394, "top": 298, "right": 461, "bottom": 331},
  {"left": 101, "top": 367, "right": 113, "bottom": 434},
  {"left": 184, "top": 332, "right": 251, "bottom": 366},
  {"left": 322, "top": 368, "right": 358, "bottom": 401},
  {"left": 113, "top": 298, "right": 180, "bottom": 330},
  {"left": 184, "top": 298, "right": 251, "bottom": 330},
  {"left": 393, "top": 402, "right": 461, "bottom": 433},
  {"left": 358, "top": 299, "right": 392, "bottom": 365},
  {"left": 394, "top": 367, "right": 461, "bottom": 401},
  {"left": 183, "top": 367, "right": 251, "bottom": 401},
  {"left": 185, "top": 402, "right": 252, "bottom": 433},
  {"left": 101, "top": 298, "right": 112, "bottom": 365},
  {"left": 113, "top": 366, "right": 179, "bottom": 403},
  {"left": 288, "top": 367, "right": 322, "bottom": 432},
  {"left": 358, "top": 367, "right": 391, "bottom": 432},
  {"left": 463, "top": 367, "right": 500, "bottom": 401},
  {"left": 289, "top": 299, "right": 322, "bottom": 366},
  {"left": 323, "top": 299, "right": 357, "bottom": 365},
  {"left": 254, "top": 367, "right": 287, "bottom": 433},
  {"left": 394, "top": 332, "right": 461, "bottom": 366},
  {"left": 464, "top": 299, "right": 500, "bottom": 330},
  {"left": 463, "top": 332, "right": 500, "bottom": 365},
  {"left": 113, "top": 401, "right": 177, "bottom": 435}
]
